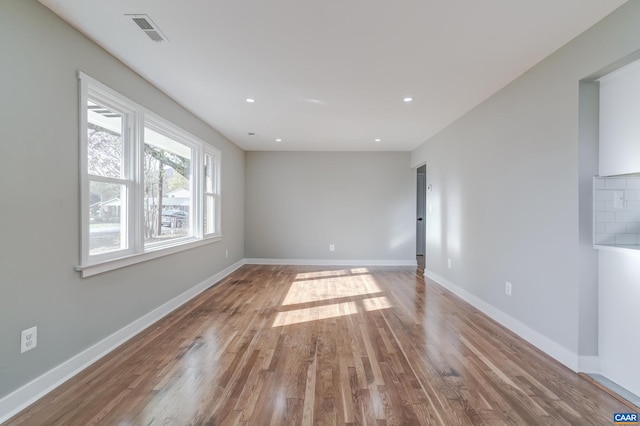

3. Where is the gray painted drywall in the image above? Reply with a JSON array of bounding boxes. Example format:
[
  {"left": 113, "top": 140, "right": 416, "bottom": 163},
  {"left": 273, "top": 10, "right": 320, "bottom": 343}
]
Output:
[
  {"left": 245, "top": 152, "right": 415, "bottom": 260},
  {"left": 578, "top": 81, "right": 599, "bottom": 357},
  {"left": 0, "top": 0, "right": 244, "bottom": 398},
  {"left": 411, "top": 1, "right": 640, "bottom": 357}
]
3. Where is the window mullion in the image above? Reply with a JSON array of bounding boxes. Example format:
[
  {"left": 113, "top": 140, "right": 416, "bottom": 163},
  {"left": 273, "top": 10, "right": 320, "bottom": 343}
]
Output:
[
  {"left": 79, "top": 75, "right": 90, "bottom": 267},
  {"left": 193, "top": 145, "right": 203, "bottom": 239},
  {"left": 131, "top": 111, "right": 144, "bottom": 254},
  {"left": 214, "top": 154, "right": 221, "bottom": 235}
]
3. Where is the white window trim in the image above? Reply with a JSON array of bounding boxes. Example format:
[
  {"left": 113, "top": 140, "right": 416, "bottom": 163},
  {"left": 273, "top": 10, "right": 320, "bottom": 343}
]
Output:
[
  {"left": 77, "top": 71, "right": 222, "bottom": 277},
  {"left": 75, "top": 236, "right": 222, "bottom": 277},
  {"left": 80, "top": 75, "right": 138, "bottom": 266},
  {"left": 203, "top": 146, "right": 222, "bottom": 238}
]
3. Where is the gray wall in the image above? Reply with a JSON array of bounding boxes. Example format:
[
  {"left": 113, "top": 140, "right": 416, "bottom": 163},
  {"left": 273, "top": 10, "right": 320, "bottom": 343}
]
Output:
[
  {"left": 245, "top": 152, "right": 415, "bottom": 261},
  {"left": 0, "top": 0, "right": 244, "bottom": 398},
  {"left": 577, "top": 81, "right": 600, "bottom": 358},
  {"left": 411, "top": 1, "right": 640, "bottom": 359}
]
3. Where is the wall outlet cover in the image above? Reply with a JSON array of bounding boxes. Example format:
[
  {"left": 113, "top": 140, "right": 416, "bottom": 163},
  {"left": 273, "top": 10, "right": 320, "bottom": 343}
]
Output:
[{"left": 21, "top": 326, "right": 37, "bottom": 353}]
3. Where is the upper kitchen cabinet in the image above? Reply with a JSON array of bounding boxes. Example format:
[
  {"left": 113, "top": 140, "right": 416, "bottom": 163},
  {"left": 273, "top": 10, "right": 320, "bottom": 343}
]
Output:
[{"left": 599, "top": 59, "right": 640, "bottom": 177}]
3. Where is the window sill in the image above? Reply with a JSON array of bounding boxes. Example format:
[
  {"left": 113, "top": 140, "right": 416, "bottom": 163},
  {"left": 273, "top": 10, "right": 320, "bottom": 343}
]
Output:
[{"left": 76, "top": 235, "right": 222, "bottom": 278}]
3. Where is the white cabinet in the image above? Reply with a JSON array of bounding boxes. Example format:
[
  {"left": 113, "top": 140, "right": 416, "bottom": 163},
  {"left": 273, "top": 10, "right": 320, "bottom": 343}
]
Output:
[{"left": 599, "top": 60, "right": 640, "bottom": 176}]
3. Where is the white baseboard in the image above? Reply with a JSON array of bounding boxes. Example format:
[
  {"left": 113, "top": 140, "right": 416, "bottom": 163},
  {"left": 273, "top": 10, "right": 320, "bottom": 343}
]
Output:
[
  {"left": 424, "top": 269, "right": 580, "bottom": 372},
  {"left": 0, "top": 260, "right": 245, "bottom": 424},
  {"left": 579, "top": 356, "right": 601, "bottom": 374},
  {"left": 244, "top": 258, "right": 418, "bottom": 266}
]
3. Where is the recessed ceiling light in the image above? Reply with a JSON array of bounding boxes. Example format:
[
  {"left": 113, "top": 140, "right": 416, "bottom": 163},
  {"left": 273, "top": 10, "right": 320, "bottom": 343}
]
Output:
[
  {"left": 374, "top": 138, "right": 381, "bottom": 142},
  {"left": 248, "top": 132, "right": 255, "bottom": 136},
  {"left": 403, "top": 97, "right": 413, "bottom": 103},
  {"left": 275, "top": 138, "right": 282, "bottom": 142},
  {"left": 246, "top": 98, "right": 256, "bottom": 103}
]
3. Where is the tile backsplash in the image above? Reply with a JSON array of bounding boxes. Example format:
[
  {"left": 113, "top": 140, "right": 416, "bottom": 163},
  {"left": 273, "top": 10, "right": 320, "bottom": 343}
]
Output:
[{"left": 594, "top": 176, "right": 640, "bottom": 245}]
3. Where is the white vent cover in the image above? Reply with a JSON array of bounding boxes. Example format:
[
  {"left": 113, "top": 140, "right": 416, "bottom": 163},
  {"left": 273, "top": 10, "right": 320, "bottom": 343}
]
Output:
[{"left": 126, "top": 14, "right": 169, "bottom": 43}]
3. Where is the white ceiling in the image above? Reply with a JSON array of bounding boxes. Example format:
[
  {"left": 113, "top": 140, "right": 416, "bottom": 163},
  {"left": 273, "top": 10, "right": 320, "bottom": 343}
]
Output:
[{"left": 40, "top": 0, "right": 626, "bottom": 151}]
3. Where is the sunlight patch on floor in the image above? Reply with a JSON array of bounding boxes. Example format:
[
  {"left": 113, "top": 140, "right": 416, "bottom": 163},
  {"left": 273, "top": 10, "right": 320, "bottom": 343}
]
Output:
[
  {"left": 274, "top": 269, "right": 392, "bottom": 326},
  {"left": 362, "top": 296, "right": 393, "bottom": 312},
  {"left": 283, "top": 273, "right": 381, "bottom": 305},
  {"left": 295, "top": 270, "right": 350, "bottom": 279},
  {"left": 272, "top": 302, "right": 359, "bottom": 327}
]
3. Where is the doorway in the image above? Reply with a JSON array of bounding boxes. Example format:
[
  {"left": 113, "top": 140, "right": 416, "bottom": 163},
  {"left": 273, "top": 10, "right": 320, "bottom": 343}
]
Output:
[{"left": 416, "top": 165, "right": 426, "bottom": 269}]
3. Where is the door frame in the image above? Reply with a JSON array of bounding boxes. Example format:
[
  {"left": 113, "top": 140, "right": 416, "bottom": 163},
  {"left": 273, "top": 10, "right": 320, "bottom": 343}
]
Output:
[{"left": 416, "top": 164, "right": 427, "bottom": 257}]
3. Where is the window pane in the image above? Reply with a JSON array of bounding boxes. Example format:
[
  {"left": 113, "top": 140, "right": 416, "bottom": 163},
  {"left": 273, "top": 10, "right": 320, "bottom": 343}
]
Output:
[
  {"left": 144, "top": 127, "right": 192, "bottom": 244},
  {"left": 205, "top": 153, "right": 213, "bottom": 193},
  {"left": 87, "top": 101, "right": 123, "bottom": 178},
  {"left": 89, "top": 181, "right": 126, "bottom": 255},
  {"left": 204, "top": 195, "right": 215, "bottom": 234}
]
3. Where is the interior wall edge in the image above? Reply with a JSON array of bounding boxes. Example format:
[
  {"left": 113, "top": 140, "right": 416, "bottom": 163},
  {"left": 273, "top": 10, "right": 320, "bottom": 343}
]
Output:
[{"left": 578, "top": 356, "right": 601, "bottom": 374}]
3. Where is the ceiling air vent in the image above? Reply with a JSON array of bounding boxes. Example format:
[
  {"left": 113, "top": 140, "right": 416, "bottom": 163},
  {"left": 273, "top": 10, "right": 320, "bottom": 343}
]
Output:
[{"left": 126, "top": 14, "right": 169, "bottom": 43}]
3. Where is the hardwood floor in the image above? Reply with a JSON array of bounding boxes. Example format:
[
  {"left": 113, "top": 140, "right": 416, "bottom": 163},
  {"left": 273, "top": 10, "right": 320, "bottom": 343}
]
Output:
[{"left": 5, "top": 265, "right": 634, "bottom": 425}]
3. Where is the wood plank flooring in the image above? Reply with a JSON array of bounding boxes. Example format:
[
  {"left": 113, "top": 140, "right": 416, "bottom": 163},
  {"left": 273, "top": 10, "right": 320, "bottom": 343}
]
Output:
[{"left": 4, "top": 265, "right": 635, "bottom": 425}]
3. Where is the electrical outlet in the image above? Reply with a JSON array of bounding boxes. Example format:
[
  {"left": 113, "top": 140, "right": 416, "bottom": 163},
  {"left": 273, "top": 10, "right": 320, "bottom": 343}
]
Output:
[
  {"left": 505, "top": 281, "right": 512, "bottom": 296},
  {"left": 447, "top": 258, "right": 452, "bottom": 269},
  {"left": 329, "top": 244, "right": 335, "bottom": 252},
  {"left": 21, "top": 326, "right": 37, "bottom": 353},
  {"left": 225, "top": 249, "right": 229, "bottom": 258}
]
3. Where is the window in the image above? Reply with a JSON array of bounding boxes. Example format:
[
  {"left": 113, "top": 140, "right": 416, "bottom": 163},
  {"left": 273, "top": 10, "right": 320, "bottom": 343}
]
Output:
[
  {"left": 203, "top": 149, "right": 220, "bottom": 236},
  {"left": 78, "top": 73, "right": 221, "bottom": 277},
  {"left": 86, "top": 99, "right": 131, "bottom": 257},
  {"left": 143, "top": 119, "right": 194, "bottom": 245}
]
